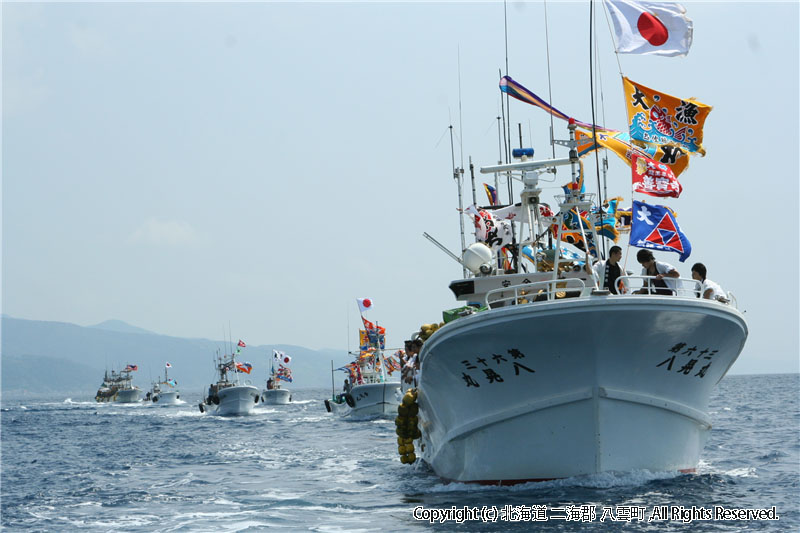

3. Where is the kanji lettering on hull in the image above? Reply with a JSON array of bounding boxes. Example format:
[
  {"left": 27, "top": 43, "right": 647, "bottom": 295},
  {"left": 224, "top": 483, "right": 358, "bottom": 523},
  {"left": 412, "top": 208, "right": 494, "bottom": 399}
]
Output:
[
  {"left": 460, "top": 348, "right": 535, "bottom": 388},
  {"left": 656, "top": 342, "right": 718, "bottom": 378}
]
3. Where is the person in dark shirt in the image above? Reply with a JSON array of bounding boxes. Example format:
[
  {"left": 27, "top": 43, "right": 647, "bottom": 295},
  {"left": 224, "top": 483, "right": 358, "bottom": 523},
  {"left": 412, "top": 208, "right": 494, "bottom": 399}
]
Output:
[{"left": 585, "top": 245, "right": 626, "bottom": 293}]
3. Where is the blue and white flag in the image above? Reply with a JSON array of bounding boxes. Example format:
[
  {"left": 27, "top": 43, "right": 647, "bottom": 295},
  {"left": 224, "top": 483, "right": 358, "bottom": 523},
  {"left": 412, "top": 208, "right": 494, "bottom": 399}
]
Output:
[{"left": 630, "top": 200, "right": 691, "bottom": 262}]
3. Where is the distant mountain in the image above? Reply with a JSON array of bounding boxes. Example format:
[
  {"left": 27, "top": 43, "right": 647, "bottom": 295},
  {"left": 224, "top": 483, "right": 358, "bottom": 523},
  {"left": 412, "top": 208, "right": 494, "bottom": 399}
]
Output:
[
  {"left": 88, "top": 319, "right": 155, "bottom": 335},
  {"left": 1, "top": 316, "right": 348, "bottom": 399}
]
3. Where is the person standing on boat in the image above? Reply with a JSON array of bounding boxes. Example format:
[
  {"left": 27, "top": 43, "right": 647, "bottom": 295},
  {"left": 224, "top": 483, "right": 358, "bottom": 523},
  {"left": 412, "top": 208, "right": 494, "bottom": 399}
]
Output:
[
  {"left": 691, "top": 263, "right": 728, "bottom": 302},
  {"left": 585, "top": 245, "right": 627, "bottom": 294},
  {"left": 343, "top": 378, "right": 351, "bottom": 394},
  {"left": 635, "top": 249, "right": 679, "bottom": 295}
]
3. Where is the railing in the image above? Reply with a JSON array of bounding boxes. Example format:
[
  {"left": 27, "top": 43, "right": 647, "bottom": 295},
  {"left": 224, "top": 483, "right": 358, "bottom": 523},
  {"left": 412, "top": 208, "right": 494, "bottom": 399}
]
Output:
[
  {"left": 483, "top": 275, "right": 737, "bottom": 310},
  {"left": 485, "top": 278, "right": 587, "bottom": 308},
  {"left": 617, "top": 275, "right": 735, "bottom": 307}
]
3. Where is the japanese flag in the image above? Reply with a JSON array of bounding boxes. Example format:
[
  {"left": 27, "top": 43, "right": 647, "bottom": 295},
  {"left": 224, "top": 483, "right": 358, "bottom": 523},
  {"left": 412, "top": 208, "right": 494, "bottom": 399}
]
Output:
[
  {"left": 273, "top": 350, "right": 291, "bottom": 365},
  {"left": 604, "top": 0, "right": 692, "bottom": 57},
  {"left": 356, "top": 298, "right": 374, "bottom": 313}
]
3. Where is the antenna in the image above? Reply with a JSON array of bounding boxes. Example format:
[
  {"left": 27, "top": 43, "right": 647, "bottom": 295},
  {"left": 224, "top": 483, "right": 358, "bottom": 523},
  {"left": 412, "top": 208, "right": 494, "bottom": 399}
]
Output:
[{"left": 449, "top": 125, "right": 468, "bottom": 277}]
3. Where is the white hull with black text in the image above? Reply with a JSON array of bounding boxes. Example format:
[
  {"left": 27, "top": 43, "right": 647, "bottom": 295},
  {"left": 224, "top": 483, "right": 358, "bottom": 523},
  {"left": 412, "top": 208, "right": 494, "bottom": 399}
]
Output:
[
  {"left": 261, "top": 388, "right": 291, "bottom": 405},
  {"left": 343, "top": 382, "right": 402, "bottom": 418},
  {"left": 414, "top": 113, "right": 747, "bottom": 482},
  {"left": 417, "top": 288, "right": 746, "bottom": 483}
]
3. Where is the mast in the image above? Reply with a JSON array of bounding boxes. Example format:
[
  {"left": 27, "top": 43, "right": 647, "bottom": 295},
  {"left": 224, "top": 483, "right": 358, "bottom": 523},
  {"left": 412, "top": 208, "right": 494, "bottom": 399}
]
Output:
[{"left": 449, "top": 125, "right": 468, "bottom": 278}]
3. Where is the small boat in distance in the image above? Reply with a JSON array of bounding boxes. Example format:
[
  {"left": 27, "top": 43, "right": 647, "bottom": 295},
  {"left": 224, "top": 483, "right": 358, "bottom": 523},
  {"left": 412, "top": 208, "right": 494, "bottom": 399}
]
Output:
[
  {"left": 325, "top": 307, "right": 401, "bottom": 418},
  {"left": 261, "top": 350, "right": 292, "bottom": 405},
  {"left": 114, "top": 364, "right": 142, "bottom": 403},
  {"left": 146, "top": 362, "right": 180, "bottom": 405},
  {"left": 94, "top": 370, "right": 119, "bottom": 403},
  {"left": 199, "top": 341, "right": 259, "bottom": 416}
]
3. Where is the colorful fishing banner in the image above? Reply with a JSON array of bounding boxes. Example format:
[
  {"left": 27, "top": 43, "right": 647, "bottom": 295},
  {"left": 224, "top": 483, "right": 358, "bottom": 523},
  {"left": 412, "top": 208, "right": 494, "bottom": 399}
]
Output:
[
  {"left": 630, "top": 200, "right": 692, "bottom": 262},
  {"left": 235, "top": 362, "right": 252, "bottom": 374},
  {"left": 575, "top": 129, "right": 690, "bottom": 177},
  {"left": 623, "top": 77, "right": 711, "bottom": 155},
  {"left": 124, "top": 364, "right": 138, "bottom": 372},
  {"left": 361, "top": 317, "right": 386, "bottom": 350},
  {"left": 483, "top": 183, "right": 499, "bottom": 206},
  {"left": 464, "top": 204, "right": 514, "bottom": 252},
  {"left": 632, "top": 152, "right": 682, "bottom": 197},
  {"left": 500, "top": 76, "right": 612, "bottom": 132}
]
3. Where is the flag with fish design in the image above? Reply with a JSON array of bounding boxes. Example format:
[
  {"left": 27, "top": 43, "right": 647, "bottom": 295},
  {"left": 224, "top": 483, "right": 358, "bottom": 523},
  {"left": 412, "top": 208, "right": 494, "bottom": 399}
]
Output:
[
  {"left": 623, "top": 77, "right": 711, "bottom": 155},
  {"left": 575, "top": 129, "right": 690, "bottom": 177}
]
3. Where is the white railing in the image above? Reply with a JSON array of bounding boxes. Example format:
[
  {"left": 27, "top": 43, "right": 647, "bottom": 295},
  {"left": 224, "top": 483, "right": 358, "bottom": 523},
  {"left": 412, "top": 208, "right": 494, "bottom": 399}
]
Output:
[
  {"left": 483, "top": 275, "right": 737, "bottom": 309},
  {"left": 616, "top": 275, "right": 735, "bottom": 307},
  {"left": 485, "top": 278, "right": 587, "bottom": 308}
]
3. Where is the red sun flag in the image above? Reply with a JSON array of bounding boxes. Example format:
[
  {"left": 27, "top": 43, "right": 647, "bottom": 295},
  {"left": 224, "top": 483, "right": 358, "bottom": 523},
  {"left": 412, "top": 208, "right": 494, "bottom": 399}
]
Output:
[
  {"left": 356, "top": 298, "right": 374, "bottom": 313},
  {"left": 238, "top": 340, "right": 246, "bottom": 348},
  {"left": 604, "top": 0, "right": 692, "bottom": 57},
  {"left": 637, "top": 12, "right": 668, "bottom": 45}
]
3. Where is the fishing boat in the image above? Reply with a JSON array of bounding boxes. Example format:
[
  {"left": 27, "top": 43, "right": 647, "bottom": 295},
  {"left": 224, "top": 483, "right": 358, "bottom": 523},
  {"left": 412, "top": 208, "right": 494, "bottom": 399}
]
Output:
[
  {"left": 199, "top": 343, "right": 259, "bottom": 416},
  {"left": 411, "top": 3, "right": 746, "bottom": 482},
  {"left": 94, "top": 370, "right": 119, "bottom": 403},
  {"left": 146, "top": 363, "right": 180, "bottom": 405},
  {"left": 325, "top": 308, "right": 402, "bottom": 418},
  {"left": 114, "top": 365, "right": 142, "bottom": 403},
  {"left": 261, "top": 350, "right": 292, "bottom": 405}
]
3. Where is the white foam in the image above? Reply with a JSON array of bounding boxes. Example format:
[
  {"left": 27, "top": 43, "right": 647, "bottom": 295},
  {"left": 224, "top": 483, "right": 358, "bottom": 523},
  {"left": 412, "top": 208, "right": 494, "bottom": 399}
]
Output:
[{"left": 424, "top": 469, "right": 682, "bottom": 493}]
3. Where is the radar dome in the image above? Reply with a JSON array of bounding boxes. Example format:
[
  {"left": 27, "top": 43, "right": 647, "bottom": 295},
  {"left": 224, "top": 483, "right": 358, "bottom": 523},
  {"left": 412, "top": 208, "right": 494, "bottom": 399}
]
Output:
[{"left": 462, "top": 243, "right": 493, "bottom": 275}]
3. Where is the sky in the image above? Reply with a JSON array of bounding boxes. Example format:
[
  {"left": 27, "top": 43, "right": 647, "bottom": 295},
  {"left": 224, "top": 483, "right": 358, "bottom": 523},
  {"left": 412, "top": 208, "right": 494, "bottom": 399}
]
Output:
[{"left": 2, "top": 1, "right": 798, "bottom": 375}]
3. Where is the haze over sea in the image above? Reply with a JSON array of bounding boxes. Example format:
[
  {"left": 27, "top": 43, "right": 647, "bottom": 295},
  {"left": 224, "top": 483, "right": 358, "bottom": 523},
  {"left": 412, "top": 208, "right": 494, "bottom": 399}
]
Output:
[{"left": 1, "top": 373, "right": 797, "bottom": 532}]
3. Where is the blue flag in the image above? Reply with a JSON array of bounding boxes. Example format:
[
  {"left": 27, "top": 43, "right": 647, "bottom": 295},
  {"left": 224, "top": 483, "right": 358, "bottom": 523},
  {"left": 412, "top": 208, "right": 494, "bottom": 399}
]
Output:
[{"left": 630, "top": 200, "right": 692, "bottom": 262}]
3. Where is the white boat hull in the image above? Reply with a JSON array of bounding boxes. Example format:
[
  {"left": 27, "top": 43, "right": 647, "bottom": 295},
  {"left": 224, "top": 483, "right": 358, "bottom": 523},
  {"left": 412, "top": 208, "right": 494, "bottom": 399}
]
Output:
[
  {"left": 339, "top": 382, "right": 402, "bottom": 418},
  {"left": 202, "top": 385, "right": 260, "bottom": 416},
  {"left": 418, "top": 296, "right": 747, "bottom": 483},
  {"left": 152, "top": 391, "right": 180, "bottom": 405},
  {"left": 114, "top": 388, "right": 142, "bottom": 403},
  {"left": 261, "top": 389, "right": 291, "bottom": 405}
]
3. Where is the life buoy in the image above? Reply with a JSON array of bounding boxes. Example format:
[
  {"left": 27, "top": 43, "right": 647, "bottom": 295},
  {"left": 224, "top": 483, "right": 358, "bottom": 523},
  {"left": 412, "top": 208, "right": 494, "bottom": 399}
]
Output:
[
  {"left": 324, "top": 399, "right": 331, "bottom": 413},
  {"left": 212, "top": 395, "right": 220, "bottom": 405},
  {"left": 344, "top": 393, "right": 356, "bottom": 408}
]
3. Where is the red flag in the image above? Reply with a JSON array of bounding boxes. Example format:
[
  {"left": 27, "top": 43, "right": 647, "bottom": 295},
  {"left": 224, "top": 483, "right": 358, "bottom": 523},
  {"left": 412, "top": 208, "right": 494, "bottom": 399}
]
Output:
[
  {"left": 361, "top": 316, "right": 385, "bottom": 335},
  {"left": 632, "top": 153, "right": 682, "bottom": 198},
  {"left": 237, "top": 340, "right": 246, "bottom": 347}
]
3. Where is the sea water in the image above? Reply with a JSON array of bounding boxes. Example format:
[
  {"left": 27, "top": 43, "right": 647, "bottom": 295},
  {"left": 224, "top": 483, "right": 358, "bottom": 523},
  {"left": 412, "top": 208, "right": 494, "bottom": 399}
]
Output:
[{"left": 1, "top": 374, "right": 797, "bottom": 532}]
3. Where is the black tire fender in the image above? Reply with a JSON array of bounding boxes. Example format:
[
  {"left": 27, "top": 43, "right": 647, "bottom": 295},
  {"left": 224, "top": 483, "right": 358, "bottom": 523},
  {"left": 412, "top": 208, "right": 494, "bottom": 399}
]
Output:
[{"left": 344, "top": 393, "right": 356, "bottom": 408}]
